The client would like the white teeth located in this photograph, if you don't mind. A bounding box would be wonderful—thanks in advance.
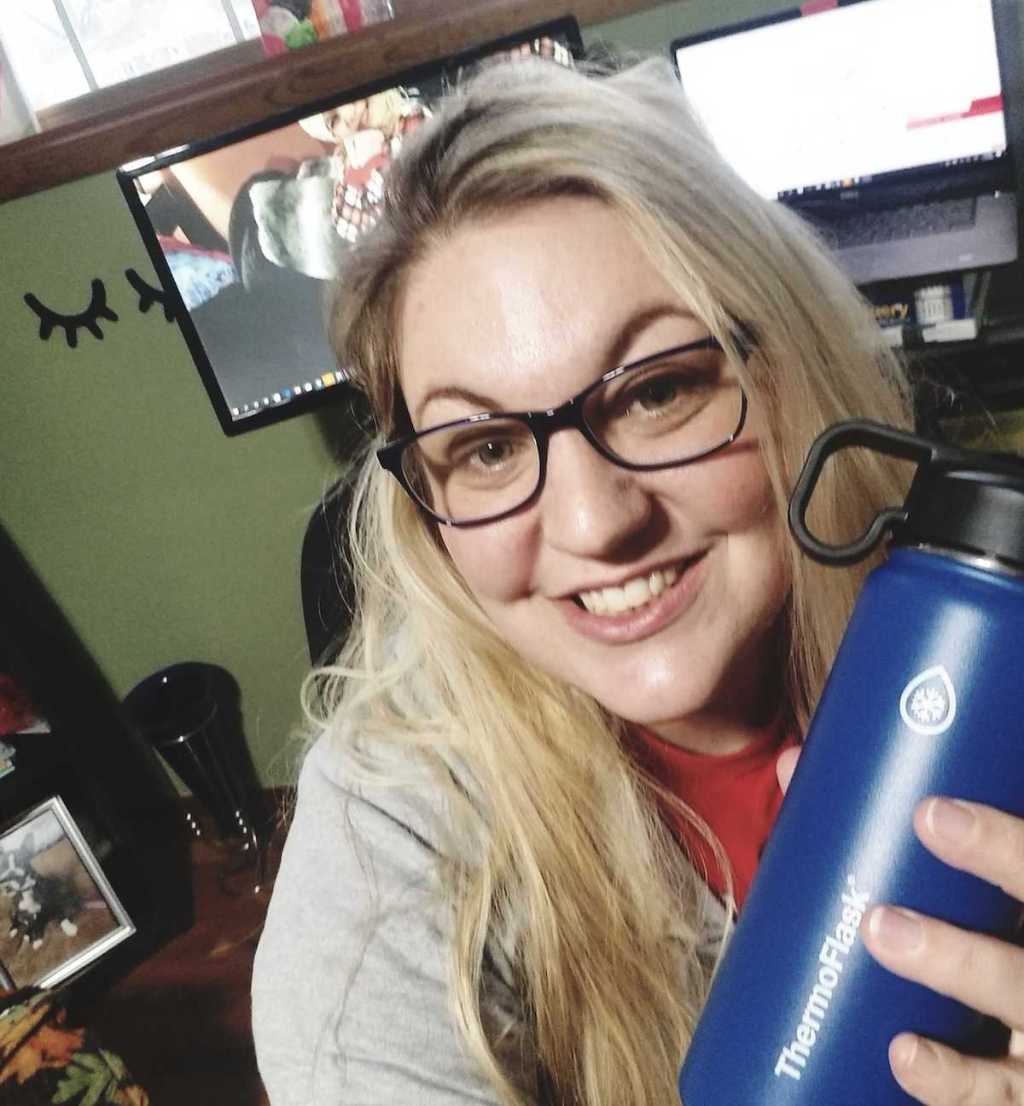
[605,588,628,614]
[623,578,649,608]
[578,564,682,615]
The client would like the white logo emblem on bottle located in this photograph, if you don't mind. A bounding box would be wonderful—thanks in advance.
[899,665,957,736]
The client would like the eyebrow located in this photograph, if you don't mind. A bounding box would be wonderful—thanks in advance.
[412,304,698,425]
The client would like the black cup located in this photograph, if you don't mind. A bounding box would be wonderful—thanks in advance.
[124,663,248,840]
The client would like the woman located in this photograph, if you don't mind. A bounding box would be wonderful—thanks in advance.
[253,57,1024,1106]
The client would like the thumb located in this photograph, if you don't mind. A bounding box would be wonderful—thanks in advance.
[776,745,801,795]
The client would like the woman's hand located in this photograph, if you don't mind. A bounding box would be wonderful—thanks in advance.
[774,747,1024,1103]
[860,797,1024,1104]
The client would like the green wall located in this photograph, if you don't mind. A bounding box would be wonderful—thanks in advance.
[0,174,337,785]
[585,0,785,49]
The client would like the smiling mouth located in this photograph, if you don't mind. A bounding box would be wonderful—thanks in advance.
[573,557,700,615]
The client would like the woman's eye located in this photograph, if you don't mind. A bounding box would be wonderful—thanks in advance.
[477,440,514,466]
[630,375,684,412]
[448,430,527,471]
[620,368,707,417]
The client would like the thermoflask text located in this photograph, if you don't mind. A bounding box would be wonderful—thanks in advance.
[679,420,1024,1105]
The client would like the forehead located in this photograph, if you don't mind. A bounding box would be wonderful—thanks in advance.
[397,197,707,423]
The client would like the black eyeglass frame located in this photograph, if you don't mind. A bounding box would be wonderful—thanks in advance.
[377,333,751,527]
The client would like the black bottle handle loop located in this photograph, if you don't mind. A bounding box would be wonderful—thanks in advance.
[788,420,953,566]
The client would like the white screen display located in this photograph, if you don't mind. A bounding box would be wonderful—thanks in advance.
[675,0,1007,198]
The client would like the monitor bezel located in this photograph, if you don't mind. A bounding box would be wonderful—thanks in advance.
[669,0,1019,208]
[117,15,583,437]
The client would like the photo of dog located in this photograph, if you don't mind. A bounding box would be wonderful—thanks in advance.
[0,799,134,988]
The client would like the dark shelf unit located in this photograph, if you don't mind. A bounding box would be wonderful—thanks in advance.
[0,521,193,1003]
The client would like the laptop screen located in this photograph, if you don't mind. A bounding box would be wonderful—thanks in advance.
[673,0,1008,201]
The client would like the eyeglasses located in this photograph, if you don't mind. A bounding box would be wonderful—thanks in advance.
[377,334,749,527]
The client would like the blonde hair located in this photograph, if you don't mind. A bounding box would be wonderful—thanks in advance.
[309,57,913,1106]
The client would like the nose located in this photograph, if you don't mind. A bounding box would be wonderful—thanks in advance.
[539,429,654,557]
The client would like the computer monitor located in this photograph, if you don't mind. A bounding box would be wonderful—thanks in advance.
[671,0,1013,203]
[118,18,582,436]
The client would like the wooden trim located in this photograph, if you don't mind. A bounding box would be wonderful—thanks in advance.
[0,0,662,204]
[34,40,267,133]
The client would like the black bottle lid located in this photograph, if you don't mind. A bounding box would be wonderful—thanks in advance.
[789,420,1024,569]
[897,461,1024,568]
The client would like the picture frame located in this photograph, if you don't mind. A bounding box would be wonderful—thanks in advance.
[0,796,135,989]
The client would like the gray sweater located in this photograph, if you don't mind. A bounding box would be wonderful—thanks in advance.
[252,734,511,1105]
[252,734,727,1105]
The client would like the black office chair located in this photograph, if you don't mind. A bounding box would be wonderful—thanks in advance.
[300,479,356,665]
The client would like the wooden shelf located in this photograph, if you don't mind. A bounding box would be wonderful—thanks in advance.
[0,0,662,204]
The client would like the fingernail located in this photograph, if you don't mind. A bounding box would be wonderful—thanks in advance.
[889,1034,919,1074]
[869,906,925,953]
[926,797,976,843]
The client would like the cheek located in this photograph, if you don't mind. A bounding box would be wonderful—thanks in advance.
[677,447,776,533]
[684,451,790,611]
[441,522,536,603]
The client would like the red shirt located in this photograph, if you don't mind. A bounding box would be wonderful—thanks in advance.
[626,725,799,910]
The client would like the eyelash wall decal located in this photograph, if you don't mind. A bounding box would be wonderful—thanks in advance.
[23,278,119,348]
[124,268,177,321]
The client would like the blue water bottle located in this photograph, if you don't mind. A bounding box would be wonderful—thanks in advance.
[679,419,1024,1105]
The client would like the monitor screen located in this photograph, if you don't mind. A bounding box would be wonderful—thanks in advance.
[672,0,1008,201]
[118,19,582,435]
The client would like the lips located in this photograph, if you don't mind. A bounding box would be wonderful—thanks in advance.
[577,564,681,615]
[559,552,709,645]
[573,555,706,616]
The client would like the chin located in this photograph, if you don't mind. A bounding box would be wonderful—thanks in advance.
[577,672,711,732]
[562,629,767,733]
[604,698,702,732]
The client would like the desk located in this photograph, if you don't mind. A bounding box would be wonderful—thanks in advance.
[84,799,289,1106]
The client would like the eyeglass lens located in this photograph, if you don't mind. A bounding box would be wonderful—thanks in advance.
[402,346,744,523]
